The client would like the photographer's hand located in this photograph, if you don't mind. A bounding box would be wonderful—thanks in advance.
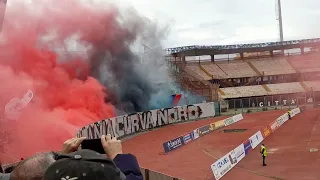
[101,134,122,160]
[61,137,86,154]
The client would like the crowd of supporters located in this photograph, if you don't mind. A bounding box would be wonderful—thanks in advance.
[0,135,143,180]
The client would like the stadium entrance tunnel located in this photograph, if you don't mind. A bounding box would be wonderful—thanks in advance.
[223,129,248,133]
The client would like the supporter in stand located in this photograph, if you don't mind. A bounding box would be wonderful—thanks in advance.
[43,134,143,180]
[7,135,142,180]
[8,137,86,180]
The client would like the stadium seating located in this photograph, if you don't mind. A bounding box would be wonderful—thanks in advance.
[288,55,320,73]
[185,65,211,80]
[201,61,258,79]
[266,82,305,95]
[219,81,318,98]
[201,63,226,79]
[303,81,320,91]
[220,85,268,99]
[249,59,296,76]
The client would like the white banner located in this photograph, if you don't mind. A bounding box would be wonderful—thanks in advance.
[249,131,264,149]
[224,114,244,126]
[211,150,237,180]
[290,108,300,117]
[232,114,243,123]
[77,102,216,139]
[234,144,245,162]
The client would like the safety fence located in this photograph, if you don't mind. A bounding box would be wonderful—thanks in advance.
[210,107,301,180]
[220,93,312,115]
[162,114,243,154]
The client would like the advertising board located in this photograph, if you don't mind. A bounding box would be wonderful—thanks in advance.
[224,117,234,126]
[249,131,264,149]
[262,126,272,138]
[243,139,252,155]
[233,144,245,162]
[183,132,194,144]
[211,150,237,180]
[163,136,185,153]
[197,125,212,136]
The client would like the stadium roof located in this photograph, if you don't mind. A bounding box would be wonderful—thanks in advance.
[166,38,320,56]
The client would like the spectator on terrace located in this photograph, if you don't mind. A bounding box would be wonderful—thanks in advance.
[8,137,86,180]
[43,134,143,180]
[9,152,56,180]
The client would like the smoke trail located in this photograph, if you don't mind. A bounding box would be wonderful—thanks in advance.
[0,0,130,163]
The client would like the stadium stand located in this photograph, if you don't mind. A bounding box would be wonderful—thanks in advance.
[267,82,305,94]
[248,58,296,76]
[304,81,320,91]
[288,54,320,73]
[166,38,320,103]
[201,61,258,79]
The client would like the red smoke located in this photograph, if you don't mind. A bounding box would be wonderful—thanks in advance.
[0,0,124,163]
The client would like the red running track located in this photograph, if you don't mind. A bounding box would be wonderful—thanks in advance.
[123,110,286,180]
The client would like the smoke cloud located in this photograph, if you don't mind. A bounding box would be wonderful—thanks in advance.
[0,0,177,163]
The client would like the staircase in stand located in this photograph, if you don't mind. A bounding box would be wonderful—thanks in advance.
[247,61,263,76]
[263,84,271,92]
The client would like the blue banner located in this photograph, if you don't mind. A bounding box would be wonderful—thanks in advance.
[163,136,185,153]
[244,140,252,155]
[183,132,194,144]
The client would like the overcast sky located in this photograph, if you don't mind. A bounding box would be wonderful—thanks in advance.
[112,0,320,48]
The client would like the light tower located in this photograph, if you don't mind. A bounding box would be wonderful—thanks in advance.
[275,0,284,42]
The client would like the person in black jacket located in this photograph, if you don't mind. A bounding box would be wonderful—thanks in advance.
[43,135,143,180]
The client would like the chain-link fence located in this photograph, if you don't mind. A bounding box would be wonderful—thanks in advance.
[220,93,316,116]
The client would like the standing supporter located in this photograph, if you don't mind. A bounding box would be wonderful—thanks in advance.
[8,137,86,180]
[43,134,143,180]
[260,144,267,166]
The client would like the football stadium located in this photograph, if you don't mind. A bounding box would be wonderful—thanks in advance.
[1,0,320,180]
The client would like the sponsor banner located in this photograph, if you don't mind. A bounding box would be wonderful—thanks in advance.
[269,119,279,132]
[249,131,264,149]
[211,150,237,180]
[224,117,234,126]
[243,140,252,155]
[232,114,244,123]
[233,144,245,162]
[262,126,272,138]
[224,114,244,126]
[197,124,212,136]
[209,120,225,131]
[183,132,194,144]
[193,129,200,140]
[162,114,243,154]
[163,136,185,153]
[76,102,216,138]
[290,108,300,117]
